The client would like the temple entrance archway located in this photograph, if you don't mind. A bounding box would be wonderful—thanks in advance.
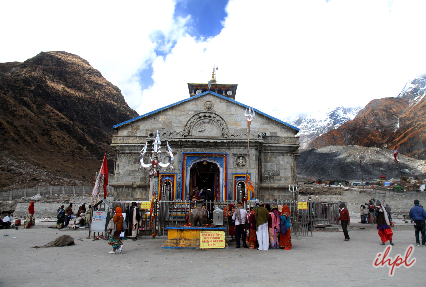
[189,160,220,201]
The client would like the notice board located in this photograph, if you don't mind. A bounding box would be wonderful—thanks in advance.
[298,202,308,209]
[91,211,107,232]
[200,231,225,249]
[140,201,151,209]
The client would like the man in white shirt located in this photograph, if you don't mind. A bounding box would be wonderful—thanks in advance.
[232,202,248,248]
[2,213,13,228]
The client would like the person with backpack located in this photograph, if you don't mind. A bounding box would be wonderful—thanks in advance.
[279,205,292,250]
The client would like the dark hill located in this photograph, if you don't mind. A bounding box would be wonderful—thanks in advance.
[297,146,425,181]
[0,51,138,190]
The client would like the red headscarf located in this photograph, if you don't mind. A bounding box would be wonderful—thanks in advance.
[115,207,122,216]
[281,205,290,217]
[28,202,35,214]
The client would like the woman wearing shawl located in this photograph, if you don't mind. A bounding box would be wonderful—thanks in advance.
[248,208,257,249]
[108,207,124,254]
[279,205,292,250]
[375,200,394,245]
[25,202,35,228]
[270,208,280,249]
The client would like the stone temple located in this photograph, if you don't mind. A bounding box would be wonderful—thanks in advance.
[111,72,300,201]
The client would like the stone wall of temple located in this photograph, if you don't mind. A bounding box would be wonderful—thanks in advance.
[111,93,299,201]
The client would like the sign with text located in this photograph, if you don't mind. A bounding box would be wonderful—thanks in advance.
[200,231,226,249]
[91,211,107,232]
[140,201,151,209]
[298,202,308,209]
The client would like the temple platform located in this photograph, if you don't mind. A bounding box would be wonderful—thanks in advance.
[162,226,228,249]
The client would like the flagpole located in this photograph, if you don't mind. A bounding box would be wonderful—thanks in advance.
[245,107,255,205]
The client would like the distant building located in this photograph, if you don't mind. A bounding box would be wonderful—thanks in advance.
[111,72,300,201]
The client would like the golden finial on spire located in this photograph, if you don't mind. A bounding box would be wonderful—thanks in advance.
[210,66,218,84]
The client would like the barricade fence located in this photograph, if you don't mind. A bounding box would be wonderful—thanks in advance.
[0,186,114,201]
[108,200,341,239]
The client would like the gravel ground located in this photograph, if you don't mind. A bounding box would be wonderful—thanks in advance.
[0,223,425,287]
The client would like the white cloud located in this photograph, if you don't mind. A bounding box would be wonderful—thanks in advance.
[2,0,426,120]
[137,0,426,119]
[0,0,186,109]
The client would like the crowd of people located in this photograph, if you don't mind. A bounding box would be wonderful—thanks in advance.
[11,198,426,253]
[230,201,292,251]
[338,199,426,246]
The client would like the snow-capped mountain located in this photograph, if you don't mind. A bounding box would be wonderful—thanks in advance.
[307,77,426,159]
[285,106,361,149]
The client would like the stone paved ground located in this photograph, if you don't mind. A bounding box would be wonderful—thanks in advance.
[0,221,424,287]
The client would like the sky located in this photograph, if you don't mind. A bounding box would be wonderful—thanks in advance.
[1,0,426,120]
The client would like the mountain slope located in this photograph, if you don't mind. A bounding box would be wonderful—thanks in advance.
[308,77,426,159]
[0,51,138,190]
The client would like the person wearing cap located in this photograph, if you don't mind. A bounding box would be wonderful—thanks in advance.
[255,201,270,250]
[409,199,426,247]
[375,200,393,245]
[336,202,350,241]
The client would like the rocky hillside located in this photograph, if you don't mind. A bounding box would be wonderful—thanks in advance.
[308,78,426,159]
[0,51,138,190]
[297,145,426,181]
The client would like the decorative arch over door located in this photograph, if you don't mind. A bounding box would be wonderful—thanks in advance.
[181,153,228,201]
[183,112,229,138]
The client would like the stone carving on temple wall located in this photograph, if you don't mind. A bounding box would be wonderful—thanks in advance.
[183,112,229,138]
[234,155,247,168]
[204,101,214,111]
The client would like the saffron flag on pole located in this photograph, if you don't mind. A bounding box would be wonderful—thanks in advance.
[101,153,108,199]
[246,174,254,199]
[394,146,398,163]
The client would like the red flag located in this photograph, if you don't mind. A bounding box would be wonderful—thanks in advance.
[101,153,108,199]
[393,146,398,163]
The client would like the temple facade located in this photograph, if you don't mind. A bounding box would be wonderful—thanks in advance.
[111,74,300,201]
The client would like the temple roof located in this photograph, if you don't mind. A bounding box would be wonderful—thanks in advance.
[113,91,299,132]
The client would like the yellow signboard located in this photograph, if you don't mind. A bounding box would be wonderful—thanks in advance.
[298,202,308,209]
[140,201,151,209]
[200,231,226,249]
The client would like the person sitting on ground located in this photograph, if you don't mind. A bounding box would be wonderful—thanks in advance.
[2,213,13,229]
[77,203,86,217]
[57,205,65,228]
[64,203,73,228]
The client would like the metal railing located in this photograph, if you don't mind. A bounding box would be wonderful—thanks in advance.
[106,200,341,239]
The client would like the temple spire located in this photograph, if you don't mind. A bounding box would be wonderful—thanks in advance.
[210,66,217,84]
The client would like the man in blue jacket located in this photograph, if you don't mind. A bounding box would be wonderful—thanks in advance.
[409,200,426,246]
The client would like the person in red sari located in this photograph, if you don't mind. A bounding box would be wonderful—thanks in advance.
[279,205,292,250]
[247,208,257,249]
[375,200,394,245]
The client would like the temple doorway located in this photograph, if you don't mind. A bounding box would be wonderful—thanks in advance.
[160,180,172,201]
[236,181,246,202]
[189,160,220,201]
